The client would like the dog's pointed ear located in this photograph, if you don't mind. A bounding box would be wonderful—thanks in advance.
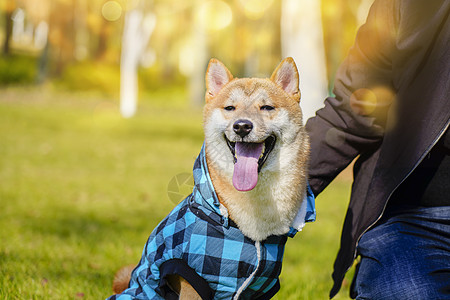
[270,57,301,102]
[205,59,233,101]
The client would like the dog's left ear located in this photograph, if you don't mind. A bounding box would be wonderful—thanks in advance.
[205,58,234,102]
[270,57,300,102]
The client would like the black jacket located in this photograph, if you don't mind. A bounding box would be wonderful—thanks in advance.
[305,0,450,298]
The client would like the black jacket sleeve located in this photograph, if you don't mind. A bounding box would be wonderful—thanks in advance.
[305,0,399,196]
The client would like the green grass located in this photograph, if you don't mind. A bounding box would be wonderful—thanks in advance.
[0,87,353,299]
[0,55,38,85]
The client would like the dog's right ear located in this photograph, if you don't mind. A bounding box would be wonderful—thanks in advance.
[205,59,233,102]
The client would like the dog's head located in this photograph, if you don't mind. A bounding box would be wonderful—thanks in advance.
[203,58,305,192]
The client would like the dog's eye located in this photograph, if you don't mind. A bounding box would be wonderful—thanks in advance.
[224,106,236,111]
[260,105,275,111]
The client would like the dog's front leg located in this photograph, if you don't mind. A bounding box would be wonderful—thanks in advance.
[167,274,202,300]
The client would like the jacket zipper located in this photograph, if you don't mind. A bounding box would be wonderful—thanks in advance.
[234,241,262,299]
[351,120,450,267]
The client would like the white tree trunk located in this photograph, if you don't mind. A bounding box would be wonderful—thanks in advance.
[120,10,156,118]
[357,0,373,26]
[12,8,25,42]
[281,0,328,123]
[189,11,208,107]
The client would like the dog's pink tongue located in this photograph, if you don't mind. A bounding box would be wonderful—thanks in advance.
[232,142,263,191]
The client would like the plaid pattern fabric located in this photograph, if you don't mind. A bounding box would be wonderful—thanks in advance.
[107,145,315,300]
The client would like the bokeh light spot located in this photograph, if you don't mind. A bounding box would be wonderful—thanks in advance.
[197,0,232,31]
[350,88,377,115]
[240,0,274,20]
[102,1,122,22]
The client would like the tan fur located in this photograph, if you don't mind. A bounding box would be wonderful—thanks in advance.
[112,265,136,294]
[167,274,202,300]
[113,267,201,298]
[112,57,309,296]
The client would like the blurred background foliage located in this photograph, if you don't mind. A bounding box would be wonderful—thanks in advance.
[0,0,370,97]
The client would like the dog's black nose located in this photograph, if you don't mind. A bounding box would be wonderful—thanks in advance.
[233,119,253,138]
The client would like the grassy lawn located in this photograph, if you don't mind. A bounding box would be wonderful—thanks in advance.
[0,87,353,299]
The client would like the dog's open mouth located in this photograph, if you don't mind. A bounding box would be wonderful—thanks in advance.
[225,135,276,191]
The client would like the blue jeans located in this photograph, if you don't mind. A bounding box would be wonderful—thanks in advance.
[352,206,450,300]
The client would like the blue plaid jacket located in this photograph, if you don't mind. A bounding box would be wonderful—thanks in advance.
[108,145,315,300]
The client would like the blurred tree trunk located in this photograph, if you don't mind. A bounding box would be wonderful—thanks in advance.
[281,0,328,122]
[321,0,363,90]
[48,0,76,75]
[2,0,15,55]
[37,41,49,84]
[120,9,156,118]
[96,18,110,60]
[189,14,207,107]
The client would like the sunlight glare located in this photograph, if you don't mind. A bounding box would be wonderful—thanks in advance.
[350,86,395,116]
[102,1,122,22]
[350,88,377,115]
[197,0,233,31]
[240,0,274,20]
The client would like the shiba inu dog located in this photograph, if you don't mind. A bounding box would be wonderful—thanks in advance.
[204,57,310,242]
[108,58,314,300]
